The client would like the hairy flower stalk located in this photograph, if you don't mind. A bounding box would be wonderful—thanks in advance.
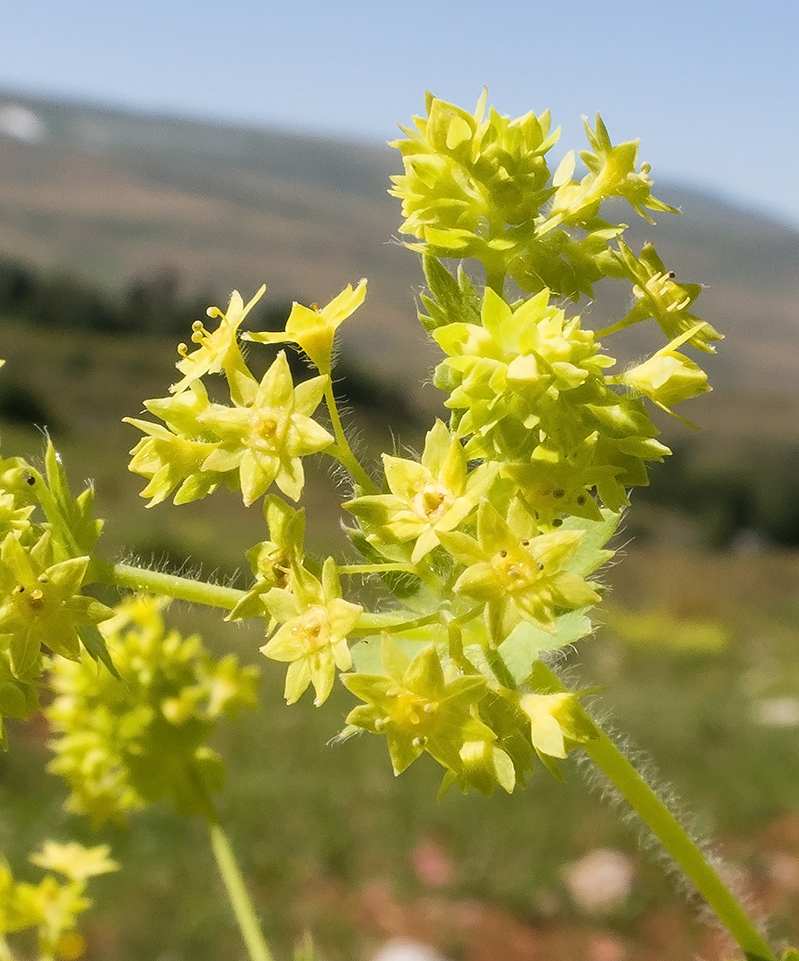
[0,90,790,960]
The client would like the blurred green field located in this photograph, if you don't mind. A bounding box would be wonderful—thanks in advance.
[3,549,799,961]
[2,319,799,961]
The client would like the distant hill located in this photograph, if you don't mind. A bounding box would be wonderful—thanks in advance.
[1,89,798,431]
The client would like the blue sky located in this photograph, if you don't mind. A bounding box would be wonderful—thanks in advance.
[2,0,798,229]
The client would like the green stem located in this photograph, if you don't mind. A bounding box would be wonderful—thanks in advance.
[338,563,417,576]
[484,266,506,297]
[351,610,442,635]
[445,617,480,676]
[323,381,376,492]
[485,646,516,689]
[537,663,776,961]
[208,819,275,961]
[93,561,245,611]
[593,316,636,339]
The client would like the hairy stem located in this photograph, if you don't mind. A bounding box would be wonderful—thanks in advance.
[485,646,516,689]
[93,561,245,611]
[537,663,775,961]
[351,610,443,637]
[323,380,376,492]
[338,563,418,576]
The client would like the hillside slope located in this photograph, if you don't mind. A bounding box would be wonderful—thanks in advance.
[1,90,798,427]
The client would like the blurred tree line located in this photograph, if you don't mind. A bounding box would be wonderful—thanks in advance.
[3,257,799,550]
[0,256,418,425]
[640,441,799,549]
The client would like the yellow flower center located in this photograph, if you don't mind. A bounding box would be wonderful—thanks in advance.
[412,482,453,524]
[387,688,437,733]
[491,546,541,594]
[13,575,50,617]
[249,407,288,453]
[290,606,331,653]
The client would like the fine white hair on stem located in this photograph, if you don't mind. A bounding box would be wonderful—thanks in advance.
[548,654,775,951]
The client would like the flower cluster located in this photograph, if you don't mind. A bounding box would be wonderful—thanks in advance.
[126,283,370,508]
[392,92,683,301]
[0,841,117,961]
[46,595,259,825]
[334,93,716,791]
[34,94,719,801]
[0,439,114,747]
[0,91,787,961]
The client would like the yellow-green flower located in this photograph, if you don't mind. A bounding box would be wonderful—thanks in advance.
[343,420,497,563]
[432,286,613,462]
[261,558,362,706]
[200,352,334,504]
[245,281,366,374]
[0,841,117,959]
[440,501,599,642]
[172,285,266,398]
[29,842,118,884]
[613,323,711,422]
[520,689,597,763]
[343,634,492,776]
[612,241,721,351]
[126,381,226,506]
[0,532,113,677]
[541,114,678,232]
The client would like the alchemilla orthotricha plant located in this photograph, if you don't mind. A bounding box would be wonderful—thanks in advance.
[0,91,793,961]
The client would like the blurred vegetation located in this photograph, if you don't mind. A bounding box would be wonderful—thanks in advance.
[3,260,799,959]
[635,439,799,549]
[3,254,797,552]
[0,255,421,438]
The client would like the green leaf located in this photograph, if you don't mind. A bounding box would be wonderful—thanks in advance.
[499,610,593,684]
